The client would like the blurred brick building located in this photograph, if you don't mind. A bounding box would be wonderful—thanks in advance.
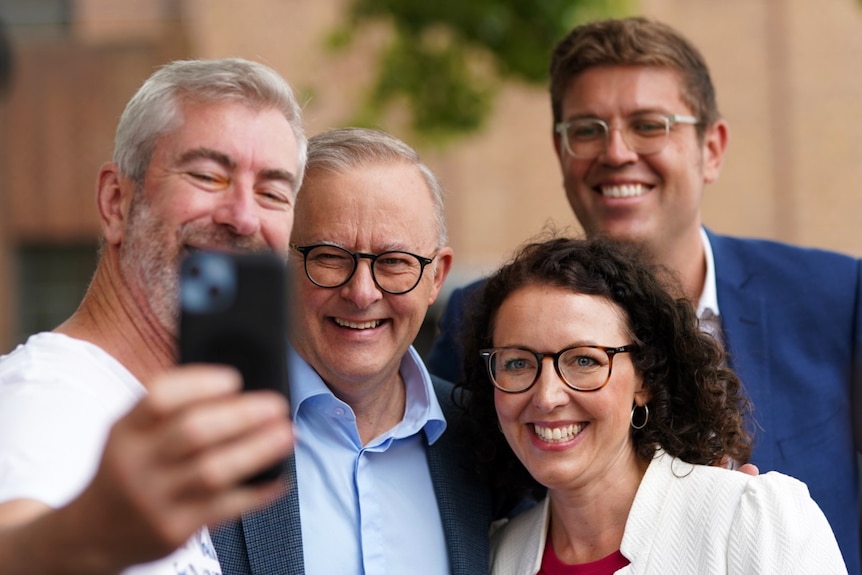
[2,0,862,354]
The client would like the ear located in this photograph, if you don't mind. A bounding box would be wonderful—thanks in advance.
[426,246,454,306]
[634,385,652,406]
[96,162,135,246]
[702,119,729,184]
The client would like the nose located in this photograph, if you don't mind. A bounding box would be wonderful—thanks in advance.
[598,126,638,166]
[339,259,383,309]
[212,183,262,237]
[531,357,570,413]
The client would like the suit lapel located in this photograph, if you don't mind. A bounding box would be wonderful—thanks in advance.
[708,231,776,468]
[429,376,492,575]
[427,434,491,575]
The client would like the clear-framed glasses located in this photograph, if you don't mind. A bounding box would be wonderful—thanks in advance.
[480,345,635,393]
[554,113,698,159]
[290,243,436,295]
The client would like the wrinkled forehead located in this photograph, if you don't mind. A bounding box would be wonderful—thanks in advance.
[293,161,438,249]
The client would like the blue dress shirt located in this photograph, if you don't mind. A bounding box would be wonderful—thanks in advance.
[289,345,449,575]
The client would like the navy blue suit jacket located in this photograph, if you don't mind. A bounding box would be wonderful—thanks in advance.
[211,376,493,575]
[426,229,862,574]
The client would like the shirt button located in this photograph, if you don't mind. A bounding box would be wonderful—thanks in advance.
[334,407,345,417]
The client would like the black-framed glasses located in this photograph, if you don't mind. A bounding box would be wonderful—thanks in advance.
[480,345,635,393]
[290,243,436,295]
[554,113,698,159]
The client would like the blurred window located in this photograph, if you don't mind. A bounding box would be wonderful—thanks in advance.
[15,244,97,345]
[0,0,71,31]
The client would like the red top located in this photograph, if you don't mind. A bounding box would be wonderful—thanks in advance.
[538,536,630,575]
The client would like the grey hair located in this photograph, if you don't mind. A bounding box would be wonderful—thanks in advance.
[304,127,447,248]
[113,57,307,188]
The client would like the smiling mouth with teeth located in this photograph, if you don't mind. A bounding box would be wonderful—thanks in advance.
[334,317,383,330]
[599,184,649,198]
[533,423,586,443]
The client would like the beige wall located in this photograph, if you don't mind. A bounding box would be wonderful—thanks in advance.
[3,0,862,349]
[651,0,862,251]
[176,0,862,285]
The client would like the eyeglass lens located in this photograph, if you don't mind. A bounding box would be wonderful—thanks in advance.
[303,244,426,294]
[487,346,613,392]
[562,114,674,158]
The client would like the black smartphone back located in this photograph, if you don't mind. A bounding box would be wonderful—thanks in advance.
[179,250,289,483]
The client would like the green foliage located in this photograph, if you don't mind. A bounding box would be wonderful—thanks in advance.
[330,0,635,144]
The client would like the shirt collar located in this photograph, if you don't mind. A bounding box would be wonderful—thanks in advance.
[288,344,447,445]
[697,227,719,318]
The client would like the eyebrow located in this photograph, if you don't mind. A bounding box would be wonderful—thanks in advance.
[177,147,235,170]
[177,147,298,190]
[260,167,299,191]
[565,108,674,122]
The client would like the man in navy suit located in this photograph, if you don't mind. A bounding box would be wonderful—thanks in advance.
[212,128,493,575]
[427,17,861,573]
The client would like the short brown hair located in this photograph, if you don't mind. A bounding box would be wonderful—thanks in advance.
[549,17,720,136]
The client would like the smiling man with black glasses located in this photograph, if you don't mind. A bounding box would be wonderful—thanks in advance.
[213,127,494,575]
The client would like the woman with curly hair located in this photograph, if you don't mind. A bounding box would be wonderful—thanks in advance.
[456,236,846,574]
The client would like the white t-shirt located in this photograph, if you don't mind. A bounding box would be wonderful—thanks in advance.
[0,332,223,574]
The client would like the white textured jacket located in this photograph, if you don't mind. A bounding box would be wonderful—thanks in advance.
[490,451,847,574]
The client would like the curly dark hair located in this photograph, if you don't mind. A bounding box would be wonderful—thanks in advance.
[454,236,752,500]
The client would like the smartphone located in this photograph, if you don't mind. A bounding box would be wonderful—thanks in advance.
[179,250,289,484]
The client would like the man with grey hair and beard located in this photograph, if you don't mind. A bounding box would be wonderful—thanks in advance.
[0,57,305,574]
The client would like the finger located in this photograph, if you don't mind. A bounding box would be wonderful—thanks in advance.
[146,479,286,547]
[175,416,294,494]
[200,478,290,527]
[739,463,760,476]
[126,365,243,428]
[157,390,290,463]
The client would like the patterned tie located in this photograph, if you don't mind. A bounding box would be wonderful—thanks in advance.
[698,307,724,350]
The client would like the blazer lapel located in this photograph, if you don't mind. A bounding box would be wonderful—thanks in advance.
[429,376,492,575]
[708,231,775,468]
[427,436,491,575]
